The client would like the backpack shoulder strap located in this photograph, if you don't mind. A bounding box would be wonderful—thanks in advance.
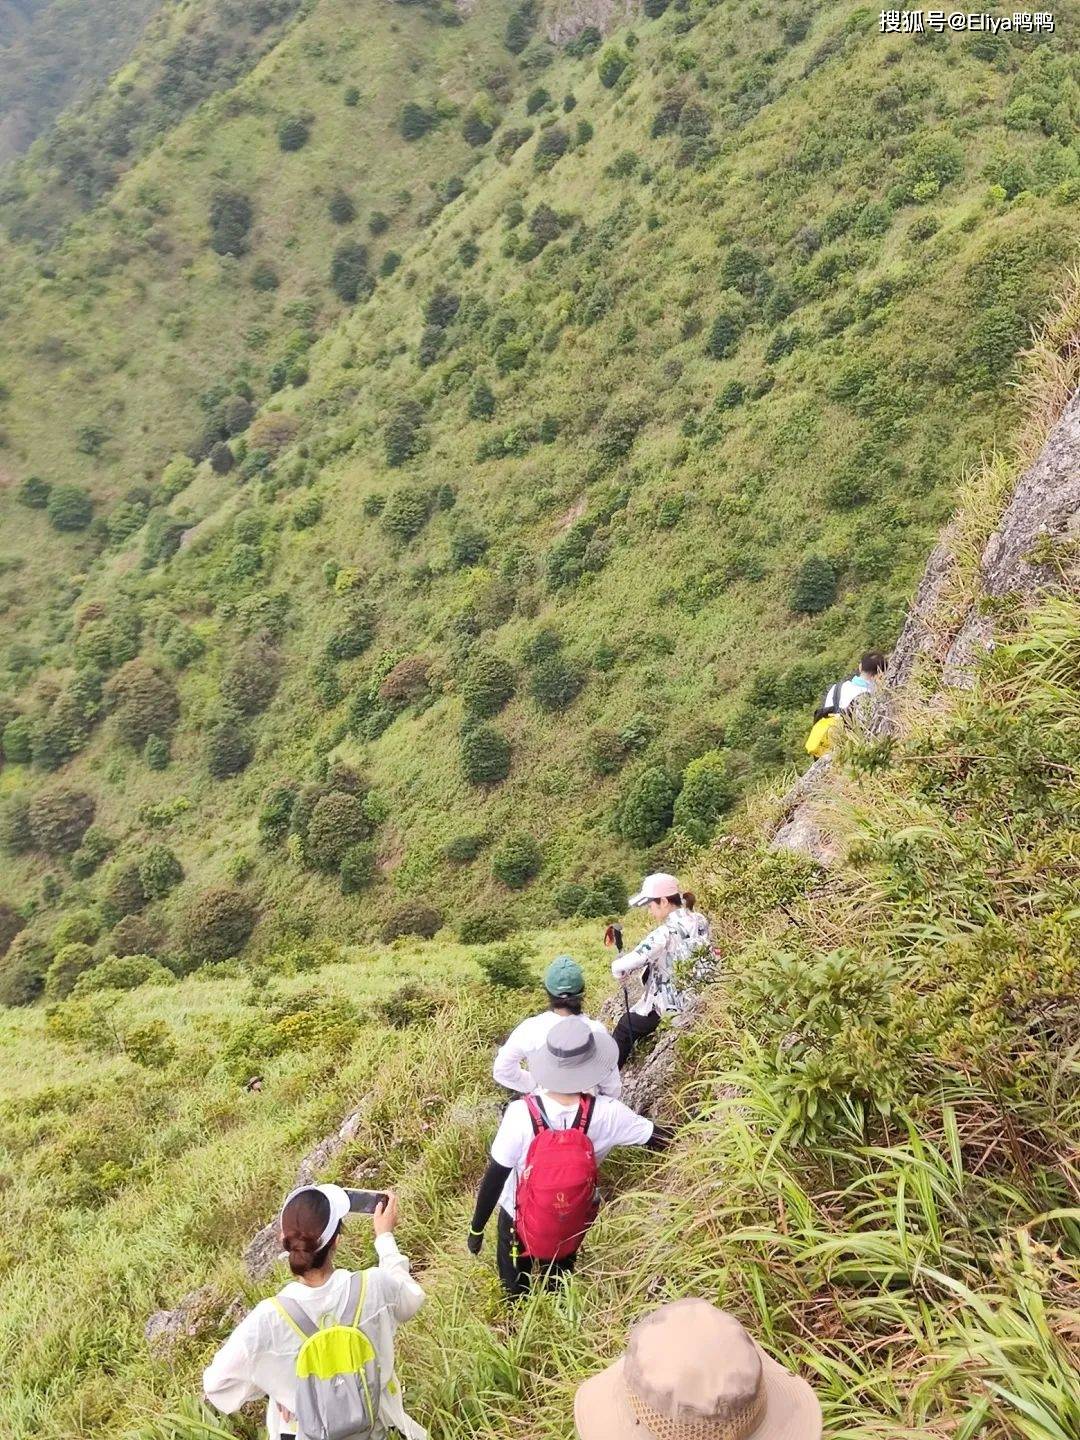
[525,1094,549,1134]
[273,1294,319,1341]
[341,1270,368,1329]
[574,1094,595,1134]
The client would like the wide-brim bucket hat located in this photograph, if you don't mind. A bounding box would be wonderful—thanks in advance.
[574,1299,822,1440]
[527,1016,620,1093]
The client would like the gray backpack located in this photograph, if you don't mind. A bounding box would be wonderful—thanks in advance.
[273,1272,382,1440]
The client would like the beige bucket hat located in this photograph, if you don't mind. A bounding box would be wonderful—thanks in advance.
[574,1299,822,1440]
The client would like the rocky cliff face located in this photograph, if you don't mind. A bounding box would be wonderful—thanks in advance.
[543,0,639,44]
[771,382,1080,861]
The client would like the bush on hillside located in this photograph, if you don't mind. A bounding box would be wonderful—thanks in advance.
[104,660,180,749]
[221,637,282,715]
[705,310,745,360]
[449,523,490,568]
[325,599,377,660]
[69,825,113,877]
[181,886,256,963]
[597,45,629,88]
[382,487,431,540]
[478,941,536,989]
[534,126,569,172]
[496,126,533,163]
[0,793,33,855]
[137,844,183,900]
[28,787,96,855]
[277,114,310,150]
[504,6,531,52]
[554,872,627,918]
[259,782,298,845]
[328,189,356,225]
[143,734,170,770]
[249,412,300,455]
[400,102,434,140]
[52,911,99,949]
[615,766,678,847]
[0,932,50,1007]
[344,85,360,106]
[457,909,513,944]
[376,980,446,1028]
[369,210,390,235]
[2,715,33,763]
[530,653,584,711]
[380,901,443,944]
[110,913,164,957]
[0,903,26,958]
[384,401,427,467]
[100,861,147,926]
[305,792,372,870]
[222,395,255,435]
[209,189,253,256]
[251,259,280,291]
[340,842,376,894]
[17,475,51,508]
[331,240,370,303]
[206,717,255,779]
[71,953,174,997]
[378,656,431,706]
[46,484,93,532]
[45,942,97,1000]
[443,832,487,863]
[209,442,234,474]
[492,833,542,888]
[461,725,511,785]
[790,554,838,613]
[462,653,515,717]
[672,751,737,843]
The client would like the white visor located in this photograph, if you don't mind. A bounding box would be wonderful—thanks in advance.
[280,1182,351,1250]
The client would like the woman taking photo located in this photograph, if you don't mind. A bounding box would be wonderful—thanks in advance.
[203,1184,426,1439]
[611,872,712,1067]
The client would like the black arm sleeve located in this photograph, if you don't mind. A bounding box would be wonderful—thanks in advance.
[645,1122,675,1152]
[470,1159,513,1232]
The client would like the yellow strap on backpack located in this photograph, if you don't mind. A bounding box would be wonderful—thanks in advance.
[805,714,839,758]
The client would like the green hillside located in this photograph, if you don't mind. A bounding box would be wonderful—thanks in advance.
[2,0,1079,971]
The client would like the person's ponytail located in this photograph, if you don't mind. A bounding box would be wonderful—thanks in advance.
[681,890,696,911]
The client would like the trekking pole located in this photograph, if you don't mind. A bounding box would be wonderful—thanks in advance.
[604,924,631,1024]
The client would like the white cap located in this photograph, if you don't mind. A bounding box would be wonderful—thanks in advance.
[280,1183,351,1249]
[628,873,682,907]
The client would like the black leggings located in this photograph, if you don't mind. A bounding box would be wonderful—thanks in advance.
[613,1006,661,1067]
[496,1207,577,1298]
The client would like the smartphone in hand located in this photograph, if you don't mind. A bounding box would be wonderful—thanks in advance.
[345,1188,390,1214]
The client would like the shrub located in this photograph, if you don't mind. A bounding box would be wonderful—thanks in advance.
[100,861,146,926]
[28,787,96,855]
[222,637,281,716]
[790,554,838,613]
[615,766,678,846]
[249,412,300,455]
[378,656,431,706]
[534,126,569,172]
[344,85,360,106]
[181,886,256,963]
[492,833,542,888]
[340,842,376,894]
[206,718,255,779]
[278,114,310,151]
[104,660,179,749]
[553,881,588,917]
[306,792,372,870]
[71,953,173,997]
[382,487,431,540]
[331,240,370,302]
[380,251,401,277]
[597,46,629,88]
[587,727,627,776]
[51,909,99,949]
[0,904,25,960]
[138,844,183,900]
[450,523,489,568]
[458,909,513,944]
[325,599,377,660]
[109,913,163,957]
[672,751,737,843]
[496,127,533,163]
[369,210,390,235]
[209,189,253,255]
[376,980,446,1028]
[46,484,93,532]
[380,901,443,943]
[0,793,33,855]
[143,734,170,771]
[530,653,584,712]
[505,7,531,52]
[898,130,964,202]
[384,400,427,467]
[705,310,744,360]
[526,86,550,115]
[45,942,97,1000]
[0,932,50,1007]
[17,474,51,508]
[478,941,536,989]
[70,825,113,877]
[2,715,32,763]
[251,259,280,291]
[461,725,511,785]
[400,102,434,141]
[259,782,297,845]
[444,832,487,863]
[462,653,515,717]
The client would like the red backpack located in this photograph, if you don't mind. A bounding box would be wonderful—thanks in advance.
[515,1094,599,1261]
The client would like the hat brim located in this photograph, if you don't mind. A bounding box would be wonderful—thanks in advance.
[627,890,650,907]
[527,1027,620,1093]
[573,1352,822,1440]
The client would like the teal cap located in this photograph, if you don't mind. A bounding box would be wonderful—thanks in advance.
[543,955,585,997]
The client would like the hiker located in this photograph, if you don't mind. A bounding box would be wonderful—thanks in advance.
[493,954,621,1098]
[610,873,711,1068]
[574,1297,822,1440]
[203,1184,426,1440]
[805,649,887,759]
[467,1016,671,1298]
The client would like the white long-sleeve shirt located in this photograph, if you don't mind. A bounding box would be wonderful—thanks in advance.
[493,1010,621,1098]
[203,1234,426,1440]
[611,908,712,1016]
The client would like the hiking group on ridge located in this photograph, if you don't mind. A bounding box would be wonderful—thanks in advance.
[203,872,823,1438]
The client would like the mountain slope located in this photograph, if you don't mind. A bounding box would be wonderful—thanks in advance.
[2,1,1080,971]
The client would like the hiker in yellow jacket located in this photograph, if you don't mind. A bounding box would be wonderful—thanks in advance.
[805,651,885,758]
